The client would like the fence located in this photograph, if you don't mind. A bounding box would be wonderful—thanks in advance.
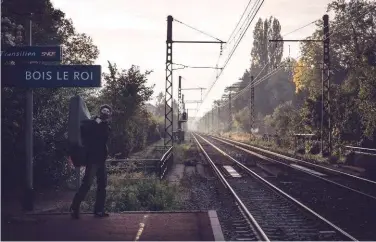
[71,146,174,190]
[159,146,174,179]
[107,147,174,179]
[344,146,376,156]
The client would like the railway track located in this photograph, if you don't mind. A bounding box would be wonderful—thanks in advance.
[213,134,376,198]
[202,133,376,241]
[192,133,354,241]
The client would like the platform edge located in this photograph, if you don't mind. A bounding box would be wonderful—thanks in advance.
[208,210,225,241]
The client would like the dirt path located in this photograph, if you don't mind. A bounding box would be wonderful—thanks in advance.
[128,139,164,159]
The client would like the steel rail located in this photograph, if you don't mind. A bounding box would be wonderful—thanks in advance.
[209,135,376,200]
[192,133,270,242]
[213,135,376,185]
[195,133,357,241]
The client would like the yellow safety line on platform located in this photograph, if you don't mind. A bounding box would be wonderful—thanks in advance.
[134,214,149,241]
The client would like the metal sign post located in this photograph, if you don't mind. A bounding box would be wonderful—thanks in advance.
[25,18,34,211]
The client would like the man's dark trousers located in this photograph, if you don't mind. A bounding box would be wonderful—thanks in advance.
[71,163,107,212]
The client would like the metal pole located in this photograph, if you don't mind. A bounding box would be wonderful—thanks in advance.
[207,113,209,133]
[249,75,255,140]
[320,68,324,155]
[321,14,331,157]
[182,93,185,134]
[229,91,232,132]
[164,15,174,148]
[24,17,34,211]
[211,106,214,133]
[217,104,220,133]
[178,76,182,133]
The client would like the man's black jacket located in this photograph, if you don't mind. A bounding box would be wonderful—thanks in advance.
[81,117,111,165]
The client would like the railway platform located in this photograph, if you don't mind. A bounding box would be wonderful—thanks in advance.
[2,210,224,241]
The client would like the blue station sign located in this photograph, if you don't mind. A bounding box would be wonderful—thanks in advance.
[1,64,102,88]
[1,46,62,62]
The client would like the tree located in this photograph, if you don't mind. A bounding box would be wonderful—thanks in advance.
[266,101,302,146]
[293,0,376,149]
[63,33,99,65]
[1,0,100,190]
[249,16,286,116]
[292,59,307,93]
[251,18,268,70]
[250,17,284,72]
[100,62,155,157]
[267,17,283,70]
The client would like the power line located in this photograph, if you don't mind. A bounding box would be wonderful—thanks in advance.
[173,63,222,70]
[200,8,317,118]
[226,0,263,48]
[208,8,370,113]
[283,19,319,36]
[213,0,255,73]
[219,0,263,62]
[225,0,254,45]
[221,0,265,69]
[219,65,284,109]
[195,9,372,130]
[218,0,264,61]
[197,17,319,119]
[174,18,224,42]
[197,4,371,127]
[200,0,265,111]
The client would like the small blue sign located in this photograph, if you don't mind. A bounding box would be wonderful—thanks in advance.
[1,65,101,88]
[1,46,62,62]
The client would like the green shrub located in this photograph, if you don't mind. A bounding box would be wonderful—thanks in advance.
[173,144,192,163]
[82,173,180,212]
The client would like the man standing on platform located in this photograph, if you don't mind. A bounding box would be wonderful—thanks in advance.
[70,104,112,219]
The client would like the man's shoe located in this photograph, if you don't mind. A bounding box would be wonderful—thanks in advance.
[70,206,80,219]
[94,211,110,218]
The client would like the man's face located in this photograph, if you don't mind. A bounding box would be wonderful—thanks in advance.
[100,107,111,120]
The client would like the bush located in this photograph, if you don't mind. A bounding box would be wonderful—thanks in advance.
[81,173,180,212]
[173,144,191,163]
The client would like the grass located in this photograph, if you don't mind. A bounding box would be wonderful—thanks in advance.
[173,143,193,164]
[128,139,165,159]
[60,140,202,213]
[79,172,181,212]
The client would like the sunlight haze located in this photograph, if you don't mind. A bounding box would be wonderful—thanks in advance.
[51,0,331,117]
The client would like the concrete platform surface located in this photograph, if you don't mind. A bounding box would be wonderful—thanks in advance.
[2,211,223,241]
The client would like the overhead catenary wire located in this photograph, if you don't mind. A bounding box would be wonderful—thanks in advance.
[201,7,370,119]
[220,0,265,70]
[196,19,319,121]
[173,18,224,42]
[200,0,265,112]
[201,7,371,120]
[225,0,254,47]
[213,0,256,80]
[173,63,222,70]
[226,0,265,49]
[214,0,265,69]
[195,8,373,131]
[199,5,317,119]
[195,6,370,129]
[223,18,319,93]
[198,64,284,124]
